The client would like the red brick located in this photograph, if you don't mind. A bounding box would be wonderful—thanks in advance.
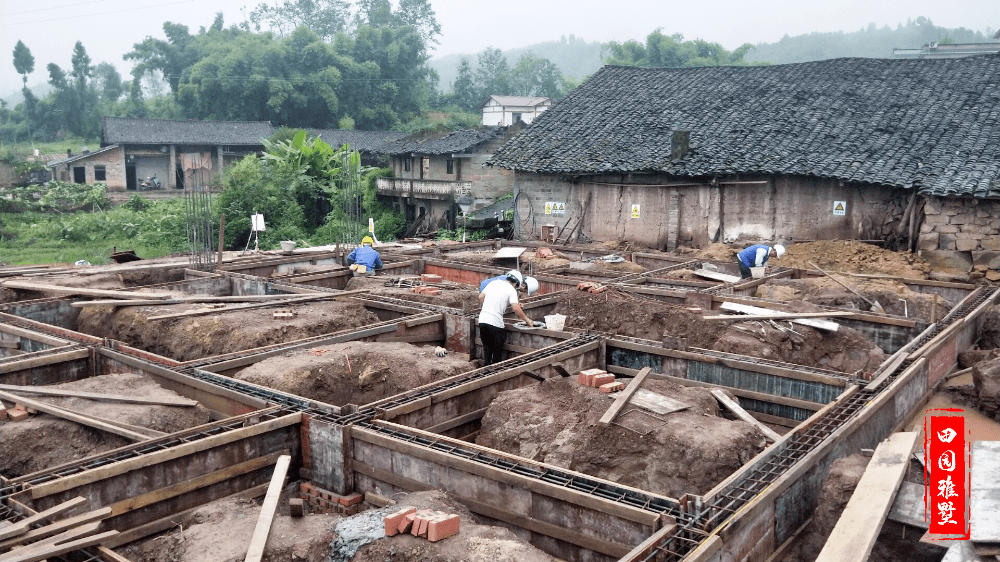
[384,507,416,536]
[427,513,460,542]
[339,493,363,507]
[0,405,7,421]
[7,409,29,422]
[590,373,616,388]
[300,482,315,496]
[398,512,416,534]
[411,510,432,537]
[599,382,625,393]
[421,274,442,283]
[421,287,441,296]
[578,368,605,386]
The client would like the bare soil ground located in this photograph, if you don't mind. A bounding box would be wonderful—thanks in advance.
[118,496,338,562]
[76,299,380,361]
[0,373,211,478]
[552,290,886,375]
[477,377,767,498]
[349,490,555,562]
[234,341,476,406]
[345,275,481,311]
[779,453,943,562]
[759,278,954,322]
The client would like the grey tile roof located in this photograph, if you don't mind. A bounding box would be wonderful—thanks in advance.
[482,95,551,108]
[47,144,119,167]
[102,117,274,146]
[488,56,1000,198]
[306,129,407,153]
[381,127,506,156]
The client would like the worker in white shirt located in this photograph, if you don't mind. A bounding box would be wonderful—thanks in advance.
[477,270,536,366]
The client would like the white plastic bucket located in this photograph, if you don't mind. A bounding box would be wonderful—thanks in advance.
[280,241,297,252]
[544,314,566,331]
[750,266,766,279]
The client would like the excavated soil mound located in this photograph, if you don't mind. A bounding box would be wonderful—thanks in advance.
[477,377,767,498]
[345,276,481,311]
[350,490,555,562]
[553,291,886,374]
[119,497,338,562]
[234,341,475,406]
[781,240,930,278]
[76,299,380,362]
[759,278,953,322]
[0,373,210,477]
[688,242,738,261]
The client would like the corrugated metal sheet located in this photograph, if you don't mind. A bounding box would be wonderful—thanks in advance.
[687,361,842,404]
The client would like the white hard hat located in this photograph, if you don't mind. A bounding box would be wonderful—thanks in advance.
[524,276,539,296]
[773,244,785,258]
[505,270,524,288]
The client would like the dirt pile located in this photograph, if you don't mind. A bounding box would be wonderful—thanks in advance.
[118,497,338,562]
[345,275,481,311]
[759,278,953,322]
[476,377,767,497]
[972,357,1000,417]
[552,291,886,374]
[0,373,210,477]
[77,300,380,362]
[350,490,555,562]
[234,341,475,406]
[781,240,930,278]
[687,242,737,261]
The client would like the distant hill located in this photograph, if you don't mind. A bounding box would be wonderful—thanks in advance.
[1,81,54,107]
[429,35,604,91]
[745,18,995,64]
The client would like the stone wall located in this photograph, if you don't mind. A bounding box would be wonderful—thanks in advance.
[918,196,1000,269]
[511,172,909,249]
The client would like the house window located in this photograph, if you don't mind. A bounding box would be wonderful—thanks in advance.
[94,165,106,181]
[446,159,454,174]
[403,158,411,172]
[512,112,523,123]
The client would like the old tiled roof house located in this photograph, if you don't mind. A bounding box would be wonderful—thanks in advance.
[488,56,1000,266]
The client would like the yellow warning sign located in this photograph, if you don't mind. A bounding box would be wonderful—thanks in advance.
[833,200,846,216]
[631,204,641,219]
[544,202,553,215]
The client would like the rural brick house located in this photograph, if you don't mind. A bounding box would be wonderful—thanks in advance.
[377,126,522,234]
[487,55,1000,268]
[305,129,406,167]
[480,95,552,126]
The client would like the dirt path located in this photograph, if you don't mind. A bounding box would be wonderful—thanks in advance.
[234,341,476,406]
[477,377,767,498]
[77,299,380,362]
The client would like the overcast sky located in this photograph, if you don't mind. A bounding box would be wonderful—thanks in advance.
[0,0,995,95]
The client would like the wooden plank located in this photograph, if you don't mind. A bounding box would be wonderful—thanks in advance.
[623,389,690,415]
[71,294,338,307]
[244,455,291,562]
[865,346,913,390]
[887,481,928,529]
[423,407,488,434]
[354,423,665,526]
[376,333,445,344]
[0,497,86,541]
[702,311,857,321]
[0,325,70,347]
[0,340,20,349]
[104,483,269,548]
[0,348,90,374]
[0,280,173,300]
[0,508,111,549]
[403,313,444,328]
[712,389,782,441]
[763,517,812,562]
[815,432,920,562]
[719,301,840,331]
[617,521,678,562]
[351,460,633,557]
[29,412,301,500]
[147,290,373,320]
[599,367,651,427]
[0,391,151,442]
[907,319,965,361]
[0,530,119,562]
[105,450,288,518]
[714,295,920,328]
[605,365,823,411]
[0,384,198,407]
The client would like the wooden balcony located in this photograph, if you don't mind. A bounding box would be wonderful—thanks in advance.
[376,178,472,200]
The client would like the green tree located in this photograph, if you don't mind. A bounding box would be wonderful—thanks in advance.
[510,52,563,98]
[475,47,509,98]
[124,21,200,94]
[12,41,34,87]
[93,62,125,102]
[248,0,350,41]
[603,29,754,68]
[451,57,477,111]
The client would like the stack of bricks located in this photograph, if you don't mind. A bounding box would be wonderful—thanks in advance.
[384,507,460,542]
[4,403,31,422]
[577,368,624,393]
[420,274,443,283]
[412,286,441,296]
[299,482,364,515]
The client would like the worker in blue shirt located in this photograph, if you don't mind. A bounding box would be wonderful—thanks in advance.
[736,244,785,278]
[347,236,382,274]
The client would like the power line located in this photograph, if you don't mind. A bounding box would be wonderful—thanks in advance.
[6,0,117,16]
[0,0,197,26]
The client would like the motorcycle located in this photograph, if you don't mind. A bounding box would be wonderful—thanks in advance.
[139,175,161,190]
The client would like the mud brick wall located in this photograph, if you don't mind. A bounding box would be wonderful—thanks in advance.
[918,196,1000,255]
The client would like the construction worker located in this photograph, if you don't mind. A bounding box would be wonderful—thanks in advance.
[346,236,383,275]
[736,244,785,279]
[478,270,536,366]
[479,273,540,296]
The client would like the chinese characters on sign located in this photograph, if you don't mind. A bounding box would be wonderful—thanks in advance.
[926,413,969,538]
[544,202,566,216]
